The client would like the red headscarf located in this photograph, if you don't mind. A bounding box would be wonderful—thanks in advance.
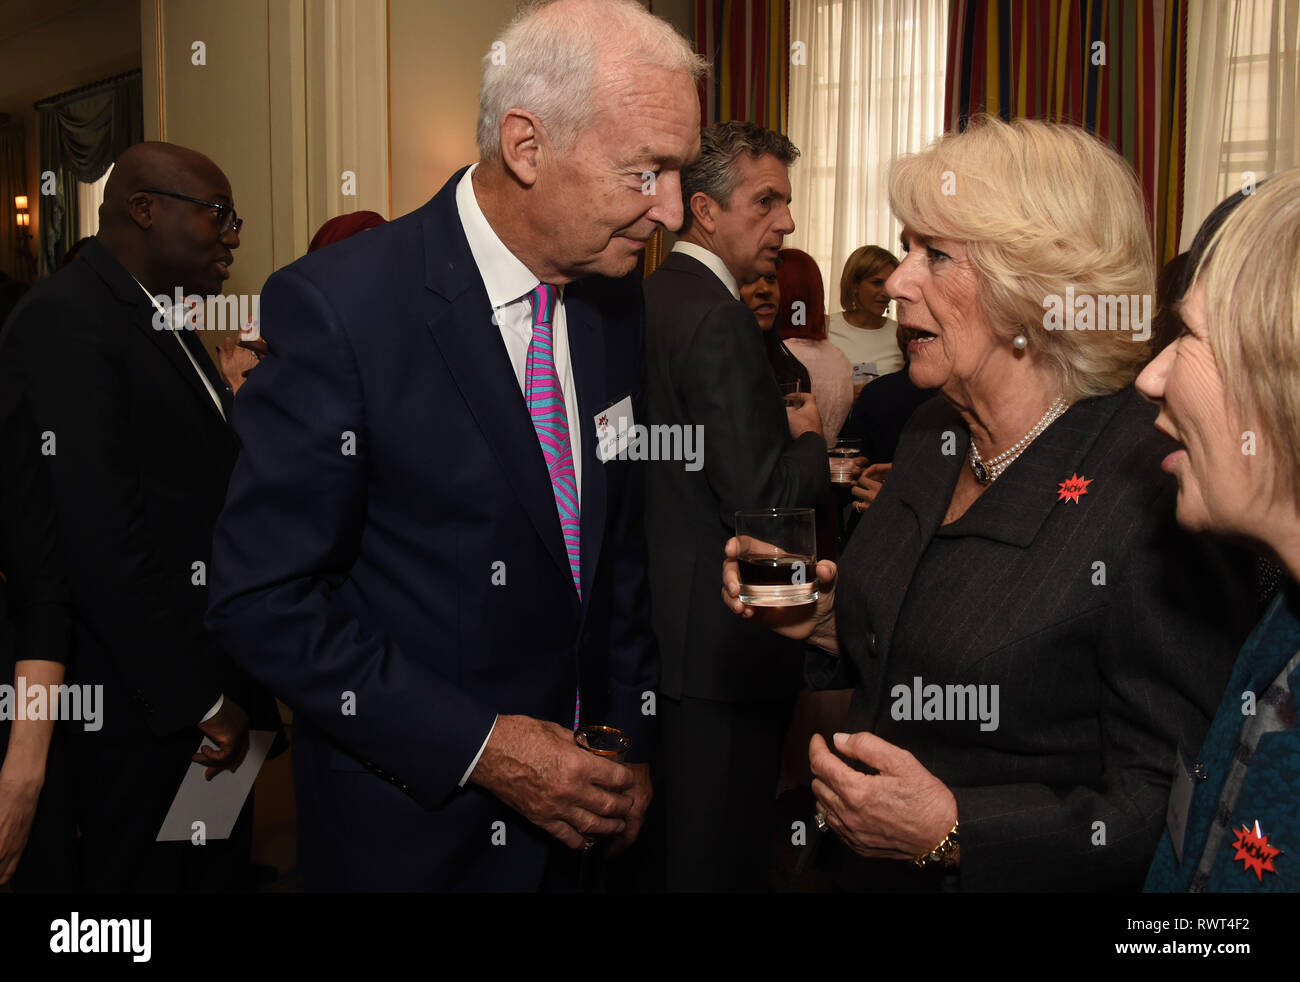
[308,211,387,253]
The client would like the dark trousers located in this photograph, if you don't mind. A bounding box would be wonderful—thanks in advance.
[651,693,797,892]
[73,726,255,892]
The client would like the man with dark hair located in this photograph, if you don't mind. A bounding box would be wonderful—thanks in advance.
[0,141,281,890]
[642,120,829,890]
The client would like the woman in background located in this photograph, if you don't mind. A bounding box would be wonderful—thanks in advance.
[1141,170,1300,893]
[776,249,853,445]
[827,246,903,392]
[740,263,811,395]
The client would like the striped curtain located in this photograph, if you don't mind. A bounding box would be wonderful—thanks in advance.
[945,0,1189,264]
[695,0,791,129]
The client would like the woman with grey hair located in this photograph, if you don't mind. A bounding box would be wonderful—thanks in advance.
[722,116,1256,891]
[1141,170,1300,893]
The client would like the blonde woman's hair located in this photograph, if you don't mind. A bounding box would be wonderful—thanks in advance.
[1192,169,1300,496]
[888,115,1155,401]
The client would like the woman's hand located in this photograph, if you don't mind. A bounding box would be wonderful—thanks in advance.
[0,772,41,886]
[215,334,261,392]
[720,537,837,646]
[851,462,893,514]
[809,731,957,860]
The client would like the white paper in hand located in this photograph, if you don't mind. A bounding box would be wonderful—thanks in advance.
[156,730,276,842]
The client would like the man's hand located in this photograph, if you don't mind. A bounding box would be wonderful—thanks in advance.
[195,698,250,780]
[605,762,651,857]
[469,715,635,850]
[786,391,824,440]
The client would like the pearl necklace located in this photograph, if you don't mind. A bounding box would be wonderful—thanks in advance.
[968,395,1069,485]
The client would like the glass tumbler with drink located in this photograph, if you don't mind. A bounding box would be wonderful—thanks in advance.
[828,439,863,485]
[734,507,818,607]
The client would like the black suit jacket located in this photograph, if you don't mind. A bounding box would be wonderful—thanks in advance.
[816,387,1256,890]
[0,237,276,740]
[0,386,70,727]
[643,250,829,702]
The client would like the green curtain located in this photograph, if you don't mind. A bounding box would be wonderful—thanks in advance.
[36,70,143,275]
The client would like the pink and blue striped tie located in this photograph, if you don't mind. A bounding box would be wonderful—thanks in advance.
[524,284,582,728]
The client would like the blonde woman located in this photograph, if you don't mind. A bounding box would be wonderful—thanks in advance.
[723,116,1257,891]
[1140,170,1300,893]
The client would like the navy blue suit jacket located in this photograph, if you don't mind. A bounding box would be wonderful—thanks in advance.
[206,169,657,890]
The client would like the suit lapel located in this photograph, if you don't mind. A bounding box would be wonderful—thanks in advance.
[420,173,575,590]
[868,404,960,664]
[80,238,234,443]
[565,287,607,614]
[867,392,1127,667]
[176,325,235,420]
[932,391,1126,548]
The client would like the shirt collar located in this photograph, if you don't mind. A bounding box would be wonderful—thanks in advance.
[456,162,549,309]
[132,277,184,330]
[671,240,740,300]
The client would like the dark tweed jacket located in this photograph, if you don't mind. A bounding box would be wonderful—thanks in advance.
[813,386,1256,891]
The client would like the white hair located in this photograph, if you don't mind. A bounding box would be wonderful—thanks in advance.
[476,0,706,161]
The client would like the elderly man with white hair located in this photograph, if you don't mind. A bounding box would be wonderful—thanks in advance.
[207,0,703,891]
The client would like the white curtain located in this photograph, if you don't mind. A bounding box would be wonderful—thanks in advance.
[1183,0,1300,249]
[77,164,112,238]
[786,0,948,313]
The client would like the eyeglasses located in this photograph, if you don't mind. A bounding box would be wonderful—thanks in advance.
[138,188,243,235]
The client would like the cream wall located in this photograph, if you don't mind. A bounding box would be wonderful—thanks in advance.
[2,0,695,285]
[132,0,698,293]
[142,0,277,301]
[143,0,529,292]
[386,0,517,217]
[386,0,694,218]
[0,0,141,269]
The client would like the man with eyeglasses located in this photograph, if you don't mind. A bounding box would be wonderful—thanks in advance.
[0,140,282,890]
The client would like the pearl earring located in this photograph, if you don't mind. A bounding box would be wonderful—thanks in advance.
[1013,334,1028,350]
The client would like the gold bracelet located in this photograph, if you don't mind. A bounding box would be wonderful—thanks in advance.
[912,821,960,868]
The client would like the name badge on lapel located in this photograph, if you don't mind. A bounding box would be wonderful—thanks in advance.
[595,395,634,463]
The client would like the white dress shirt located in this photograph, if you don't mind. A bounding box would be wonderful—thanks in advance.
[455,164,582,504]
[135,279,226,421]
[671,239,741,300]
[454,164,586,785]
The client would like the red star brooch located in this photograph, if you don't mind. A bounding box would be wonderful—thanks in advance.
[1057,473,1092,504]
[1233,820,1281,882]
